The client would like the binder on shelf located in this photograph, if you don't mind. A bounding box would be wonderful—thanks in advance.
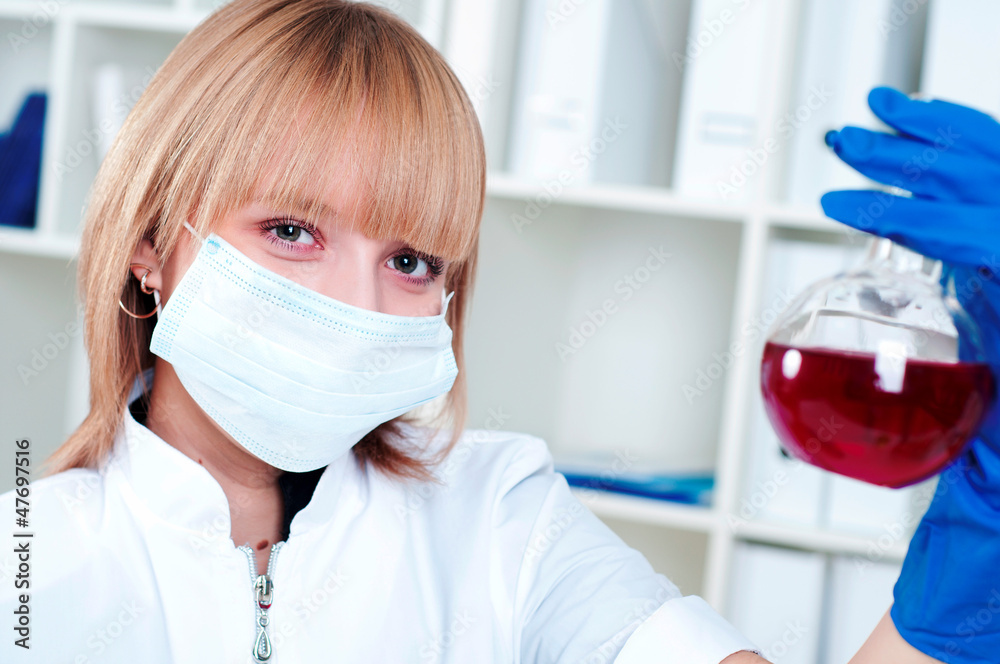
[507,0,687,187]
[727,542,824,664]
[92,63,130,164]
[671,0,774,202]
[441,0,520,172]
[824,555,902,663]
[783,0,927,207]
[744,402,828,528]
[0,92,46,229]
[920,0,1000,115]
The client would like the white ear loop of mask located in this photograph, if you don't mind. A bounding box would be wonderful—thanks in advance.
[184,221,204,242]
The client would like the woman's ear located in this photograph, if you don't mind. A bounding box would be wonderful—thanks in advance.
[130,238,163,292]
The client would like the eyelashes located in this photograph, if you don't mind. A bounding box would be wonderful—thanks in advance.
[256,217,445,286]
[259,218,321,251]
[388,250,445,286]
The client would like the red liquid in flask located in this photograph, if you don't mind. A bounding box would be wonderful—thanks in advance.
[760,342,996,487]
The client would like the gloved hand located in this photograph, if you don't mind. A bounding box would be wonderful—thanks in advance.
[821,87,1000,664]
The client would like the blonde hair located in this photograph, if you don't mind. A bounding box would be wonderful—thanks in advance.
[43,0,485,481]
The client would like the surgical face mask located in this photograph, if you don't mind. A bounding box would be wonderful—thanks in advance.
[149,224,458,472]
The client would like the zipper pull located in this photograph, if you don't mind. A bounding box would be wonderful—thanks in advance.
[252,573,274,661]
[241,541,283,663]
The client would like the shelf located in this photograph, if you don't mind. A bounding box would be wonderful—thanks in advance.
[0,2,52,20]
[571,488,717,534]
[763,203,846,234]
[486,172,862,233]
[732,519,910,563]
[0,177,849,260]
[486,172,748,225]
[573,487,910,564]
[0,227,78,260]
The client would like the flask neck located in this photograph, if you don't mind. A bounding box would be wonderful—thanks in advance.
[862,237,943,283]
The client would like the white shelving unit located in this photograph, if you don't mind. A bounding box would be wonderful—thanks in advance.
[476,172,917,603]
[0,0,963,659]
[455,10,934,656]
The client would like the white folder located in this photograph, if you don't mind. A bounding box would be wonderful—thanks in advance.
[824,555,902,663]
[921,0,1000,115]
[784,0,926,206]
[672,0,774,201]
[727,542,825,664]
[507,0,686,187]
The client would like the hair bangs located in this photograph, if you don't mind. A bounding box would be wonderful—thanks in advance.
[183,1,484,266]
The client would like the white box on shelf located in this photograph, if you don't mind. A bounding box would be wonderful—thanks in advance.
[744,400,829,528]
[824,475,932,541]
[507,0,687,187]
[727,542,825,664]
[441,0,522,173]
[671,0,775,202]
[921,0,1000,115]
[783,0,927,206]
[824,555,902,663]
[91,63,129,163]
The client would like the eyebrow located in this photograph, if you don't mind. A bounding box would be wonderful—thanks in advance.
[255,194,338,221]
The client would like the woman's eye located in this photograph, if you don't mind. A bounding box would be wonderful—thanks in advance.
[386,251,444,284]
[388,253,429,278]
[269,224,315,245]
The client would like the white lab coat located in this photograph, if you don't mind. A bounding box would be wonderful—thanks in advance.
[0,396,756,663]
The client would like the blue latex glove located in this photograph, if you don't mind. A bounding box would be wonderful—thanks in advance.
[822,87,1000,664]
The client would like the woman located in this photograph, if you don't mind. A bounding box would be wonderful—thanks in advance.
[0,0,762,661]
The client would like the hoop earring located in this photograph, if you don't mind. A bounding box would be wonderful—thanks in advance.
[119,263,159,319]
[139,271,154,295]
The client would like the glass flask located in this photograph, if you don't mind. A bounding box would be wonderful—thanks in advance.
[760,237,997,488]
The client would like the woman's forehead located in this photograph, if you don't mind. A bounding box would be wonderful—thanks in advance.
[247,134,368,225]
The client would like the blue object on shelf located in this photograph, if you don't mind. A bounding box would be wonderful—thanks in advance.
[0,92,47,229]
[555,464,715,506]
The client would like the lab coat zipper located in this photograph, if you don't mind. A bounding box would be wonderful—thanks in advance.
[239,541,284,662]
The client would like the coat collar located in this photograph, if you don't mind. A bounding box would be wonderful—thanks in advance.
[102,370,367,545]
